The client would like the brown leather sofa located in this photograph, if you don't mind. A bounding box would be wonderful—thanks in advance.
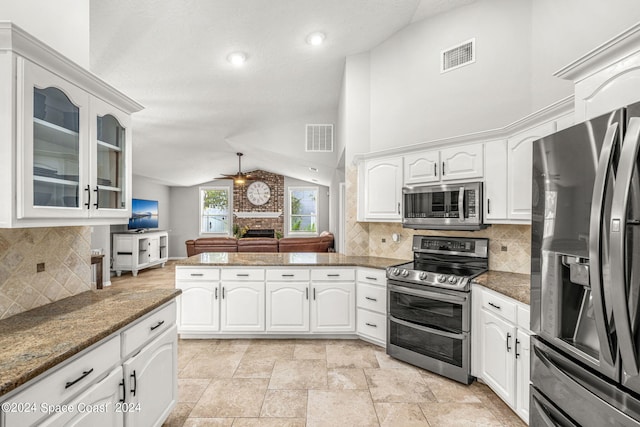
[185,233,334,256]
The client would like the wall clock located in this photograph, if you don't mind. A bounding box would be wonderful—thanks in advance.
[246,181,271,206]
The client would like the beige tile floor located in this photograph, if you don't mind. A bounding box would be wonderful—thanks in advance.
[110,261,526,427]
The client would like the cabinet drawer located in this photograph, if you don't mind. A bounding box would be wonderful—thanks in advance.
[221,268,265,281]
[357,282,386,313]
[176,267,220,281]
[357,309,386,342]
[311,269,356,281]
[480,289,517,323]
[357,268,386,285]
[122,301,176,358]
[2,335,120,427]
[266,269,310,281]
[517,304,530,331]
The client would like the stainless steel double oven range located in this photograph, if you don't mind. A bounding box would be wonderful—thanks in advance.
[386,235,488,384]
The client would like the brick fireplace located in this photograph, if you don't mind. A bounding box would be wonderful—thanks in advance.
[233,170,284,236]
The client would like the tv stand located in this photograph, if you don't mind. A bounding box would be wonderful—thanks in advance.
[112,231,168,277]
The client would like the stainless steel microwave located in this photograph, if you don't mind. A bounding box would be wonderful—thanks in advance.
[402,182,486,230]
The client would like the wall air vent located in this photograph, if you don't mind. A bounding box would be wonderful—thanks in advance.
[441,38,475,73]
[305,124,334,152]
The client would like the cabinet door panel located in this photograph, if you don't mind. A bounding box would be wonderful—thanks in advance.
[507,122,556,221]
[177,283,219,332]
[515,329,531,422]
[404,151,440,184]
[221,282,265,331]
[363,157,402,221]
[40,366,124,427]
[480,309,516,406]
[311,282,355,332]
[266,282,309,332]
[483,140,508,221]
[123,326,177,427]
[19,58,90,219]
[440,144,483,181]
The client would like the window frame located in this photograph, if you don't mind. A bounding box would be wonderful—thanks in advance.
[287,186,319,237]
[199,186,232,236]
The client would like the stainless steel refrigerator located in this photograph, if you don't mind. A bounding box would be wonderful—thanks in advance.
[531,102,640,426]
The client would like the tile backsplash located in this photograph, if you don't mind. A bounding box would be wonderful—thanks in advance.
[0,227,91,320]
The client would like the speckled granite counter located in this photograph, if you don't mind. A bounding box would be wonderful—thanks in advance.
[0,288,180,397]
[473,271,531,305]
[178,252,408,270]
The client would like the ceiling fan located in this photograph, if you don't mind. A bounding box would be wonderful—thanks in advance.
[214,152,256,184]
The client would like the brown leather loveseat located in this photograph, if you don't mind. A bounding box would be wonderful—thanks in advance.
[185,232,334,256]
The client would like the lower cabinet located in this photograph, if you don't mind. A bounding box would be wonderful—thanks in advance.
[473,284,531,424]
[176,267,220,333]
[123,325,178,427]
[356,268,387,346]
[0,301,178,427]
[221,282,265,331]
[266,282,310,332]
[311,281,356,333]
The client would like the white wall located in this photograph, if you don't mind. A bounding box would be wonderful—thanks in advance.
[368,0,531,152]
[530,0,640,110]
[342,52,371,164]
[0,0,90,68]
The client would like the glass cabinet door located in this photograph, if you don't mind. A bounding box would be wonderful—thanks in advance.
[90,96,131,218]
[19,59,89,219]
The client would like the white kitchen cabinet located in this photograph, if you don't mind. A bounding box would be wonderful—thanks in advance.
[311,269,356,333]
[483,140,508,222]
[404,151,440,184]
[359,157,403,221]
[356,268,387,346]
[440,144,484,181]
[266,282,310,332]
[473,284,531,424]
[403,143,483,186]
[39,366,124,427]
[176,267,220,334]
[507,121,556,221]
[112,231,168,277]
[0,23,142,228]
[123,325,178,427]
[221,281,266,332]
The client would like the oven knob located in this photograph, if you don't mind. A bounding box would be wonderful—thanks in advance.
[448,275,458,284]
[437,274,447,283]
[419,272,428,280]
[400,269,409,277]
[390,268,400,276]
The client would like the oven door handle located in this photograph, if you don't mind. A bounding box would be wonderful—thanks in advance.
[388,284,468,304]
[389,315,467,340]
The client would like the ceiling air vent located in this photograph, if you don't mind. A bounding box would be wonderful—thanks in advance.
[306,124,334,152]
[441,38,475,73]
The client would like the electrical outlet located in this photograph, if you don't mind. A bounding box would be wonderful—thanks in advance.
[36,262,45,272]
[501,245,508,252]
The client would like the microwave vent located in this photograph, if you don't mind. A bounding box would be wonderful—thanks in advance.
[306,124,334,152]
[441,38,475,73]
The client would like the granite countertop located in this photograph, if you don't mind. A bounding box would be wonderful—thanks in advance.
[473,270,531,305]
[0,288,181,397]
[178,252,408,270]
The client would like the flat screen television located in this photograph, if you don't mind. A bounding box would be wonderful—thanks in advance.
[128,198,159,230]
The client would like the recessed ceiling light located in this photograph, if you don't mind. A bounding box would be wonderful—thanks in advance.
[306,32,325,46]
[227,52,247,66]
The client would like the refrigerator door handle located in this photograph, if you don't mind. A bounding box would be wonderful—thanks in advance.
[589,122,620,365]
[610,116,640,376]
[531,397,562,427]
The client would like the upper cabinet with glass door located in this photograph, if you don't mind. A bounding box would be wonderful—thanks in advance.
[0,22,143,228]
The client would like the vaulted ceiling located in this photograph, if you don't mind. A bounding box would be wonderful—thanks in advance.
[89,0,476,187]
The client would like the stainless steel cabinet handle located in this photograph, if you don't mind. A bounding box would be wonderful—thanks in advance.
[313,288,316,300]
[365,276,377,281]
[434,163,437,176]
[397,202,401,214]
[365,296,377,302]
[488,302,501,310]
[222,287,225,299]
[236,273,249,277]
[442,162,445,175]
[65,368,94,389]
[190,273,204,277]
[487,198,491,214]
[506,332,512,352]
[215,287,218,299]
[327,274,340,277]
[281,274,294,277]
[365,322,377,328]
[306,287,308,300]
